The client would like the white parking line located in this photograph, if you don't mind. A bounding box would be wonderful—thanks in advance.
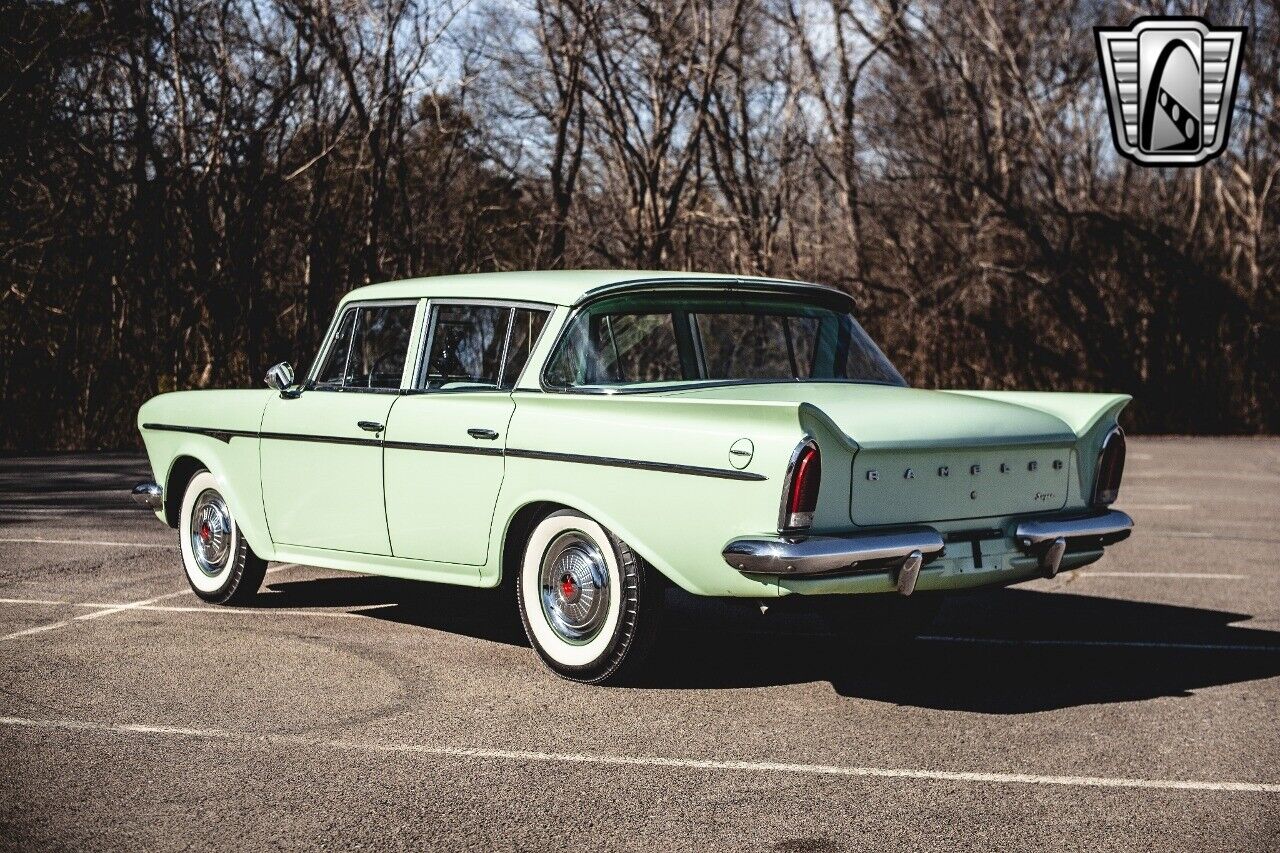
[1128,471,1280,483]
[0,563,300,641]
[1080,571,1247,579]
[0,590,192,641]
[0,537,173,549]
[920,635,1280,653]
[0,715,1275,794]
[89,603,386,620]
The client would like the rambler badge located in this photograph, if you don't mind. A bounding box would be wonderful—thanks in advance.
[1095,17,1245,166]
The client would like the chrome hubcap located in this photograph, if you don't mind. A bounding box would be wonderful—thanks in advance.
[189,489,232,576]
[539,531,610,644]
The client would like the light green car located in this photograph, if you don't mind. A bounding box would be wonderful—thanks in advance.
[134,271,1132,682]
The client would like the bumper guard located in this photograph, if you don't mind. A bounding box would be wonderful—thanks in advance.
[1014,509,1133,578]
[131,482,163,510]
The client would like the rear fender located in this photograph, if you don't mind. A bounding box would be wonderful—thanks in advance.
[945,391,1132,503]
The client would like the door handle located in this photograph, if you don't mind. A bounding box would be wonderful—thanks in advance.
[358,421,385,433]
[467,428,499,440]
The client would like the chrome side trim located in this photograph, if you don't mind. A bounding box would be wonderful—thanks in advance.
[574,276,851,309]
[506,448,766,481]
[1014,509,1134,547]
[131,482,163,510]
[141,422,762,478]
[141,423,257,443]
[385,440,503,457]
[722,526,945,576]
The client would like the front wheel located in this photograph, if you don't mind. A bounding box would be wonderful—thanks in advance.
[178,470,267,605]
[517,509,663,684]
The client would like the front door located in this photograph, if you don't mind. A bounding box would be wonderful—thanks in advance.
[384,301,550,565]
[261,300,419,555]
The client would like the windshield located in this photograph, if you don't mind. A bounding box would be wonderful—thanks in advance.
[543,290,906,390]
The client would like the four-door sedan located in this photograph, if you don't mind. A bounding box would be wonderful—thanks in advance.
[133,271,1132,683]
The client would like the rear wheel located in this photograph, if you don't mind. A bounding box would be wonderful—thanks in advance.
[517,509,663,684]
[178,470,267,605]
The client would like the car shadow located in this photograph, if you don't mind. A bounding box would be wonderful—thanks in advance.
[256,574,529,647]
[255,575,1280,714]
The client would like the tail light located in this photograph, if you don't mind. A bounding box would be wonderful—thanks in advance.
[1092,427,1126,506]
[779,439,821,532]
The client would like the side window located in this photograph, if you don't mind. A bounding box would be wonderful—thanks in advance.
[543,311,683,386]
[499,308,550,389]
[594,312,683,384]
[313,303,415,390]
[695,313,819,380]
[423,305,511,389]
[314,308,356,387]
[348,304,416,389]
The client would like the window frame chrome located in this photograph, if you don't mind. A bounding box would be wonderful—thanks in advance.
[536,279,904,395]
[305,298,423,394]
[412,297,555,394]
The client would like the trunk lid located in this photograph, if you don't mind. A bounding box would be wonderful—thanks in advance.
[663,383,1077,525]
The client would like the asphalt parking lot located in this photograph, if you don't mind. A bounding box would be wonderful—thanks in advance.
[1,438,1278,851]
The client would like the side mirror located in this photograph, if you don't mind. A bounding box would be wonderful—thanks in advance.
[264,362,298,397]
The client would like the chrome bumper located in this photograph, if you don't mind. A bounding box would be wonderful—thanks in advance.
[721,526,946,595]
[1014,509,1133,578]
[721,509,1134,593]
[131,482,163,510]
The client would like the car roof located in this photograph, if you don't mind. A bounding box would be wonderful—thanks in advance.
[338,270,844,308]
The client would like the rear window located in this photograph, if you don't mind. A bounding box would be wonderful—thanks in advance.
[543,291,904,390]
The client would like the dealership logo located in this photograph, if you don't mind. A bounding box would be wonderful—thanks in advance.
[1095,17,1246,166]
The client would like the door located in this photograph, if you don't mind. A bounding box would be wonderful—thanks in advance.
[384,302,550,565]
[261,300,419,554]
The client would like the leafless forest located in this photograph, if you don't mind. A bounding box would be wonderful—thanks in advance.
[1,0,1276,449]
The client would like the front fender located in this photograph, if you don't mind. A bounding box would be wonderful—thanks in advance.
[137,390,275,560]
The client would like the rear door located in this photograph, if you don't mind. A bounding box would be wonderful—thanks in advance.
[261,300,420,554]
[384,301,550,565]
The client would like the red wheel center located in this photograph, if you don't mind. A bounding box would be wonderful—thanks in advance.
[559,574,578,599]
[199,522,211,542]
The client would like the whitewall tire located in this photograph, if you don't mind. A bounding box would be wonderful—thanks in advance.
[178,470,267,605]
[517,509,663,683]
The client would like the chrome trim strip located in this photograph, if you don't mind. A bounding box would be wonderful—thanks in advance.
[141,423,256,443]
[141,423,382,448]
[384,440,503,457]
[258,431,382,448]
[574,276,851,308]
[1014,509,1134,547]
[141,422,740,474]
[722,526,945,576]
[131,482,163,510]
[506,448,767,481]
